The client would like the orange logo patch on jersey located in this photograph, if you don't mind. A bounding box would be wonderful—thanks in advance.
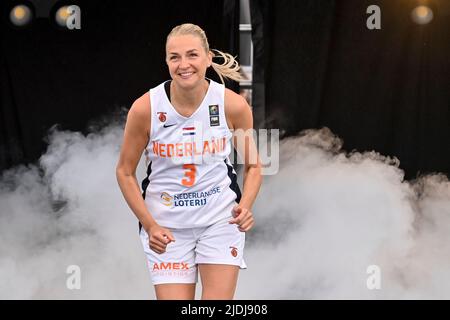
[157,112,167,122]
[160,192,173,206]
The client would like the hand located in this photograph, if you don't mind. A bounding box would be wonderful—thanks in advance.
[229,205,255,232]
[146,225,175,254]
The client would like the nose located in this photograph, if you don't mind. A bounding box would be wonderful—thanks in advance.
[179,56,190,69]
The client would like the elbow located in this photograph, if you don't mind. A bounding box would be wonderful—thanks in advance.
[115,165,123,183]
[256,166,263,185]
[116,165,136,180]
[246,163,263,182]
[115,163,123,177]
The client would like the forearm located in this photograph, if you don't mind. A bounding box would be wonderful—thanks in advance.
[238,166,262,210]
[116,170,158,231]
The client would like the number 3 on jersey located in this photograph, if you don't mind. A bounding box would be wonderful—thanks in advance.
[181,164,196,187]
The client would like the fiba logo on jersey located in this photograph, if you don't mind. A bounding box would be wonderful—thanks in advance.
[209,105,219,115]
[160,192,173,206]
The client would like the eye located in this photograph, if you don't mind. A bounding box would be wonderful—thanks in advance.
[169,56,179,61]
[189,53,198,57]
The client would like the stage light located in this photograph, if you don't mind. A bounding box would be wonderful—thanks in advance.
[55,6,70,27]
[411,5,433,25]
[9,4,33,27]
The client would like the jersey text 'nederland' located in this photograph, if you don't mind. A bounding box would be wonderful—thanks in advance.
[152,137,227,158]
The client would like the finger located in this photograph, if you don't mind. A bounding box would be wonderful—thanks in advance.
[238,211,252,223]
[238,215,254,228]
[161,235,174,245]
[232,206,242,217]
[229,217,240,224]
[235,210,250,224]
[238,221,254,232]
[163,231,176,243]
[149,241,166,251]
[151,247,165,254]
[230,209,248,224]
[150,242,166,253]
[150,242,165,253]
[238,215,253,226]
[239,218,254,231]
[150,238,167,249]
[154,233,170,244]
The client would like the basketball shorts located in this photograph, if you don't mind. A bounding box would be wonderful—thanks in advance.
[139,216,247,285]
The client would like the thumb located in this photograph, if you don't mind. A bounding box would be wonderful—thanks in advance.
[164,230,176,243]
[233,205,242,216]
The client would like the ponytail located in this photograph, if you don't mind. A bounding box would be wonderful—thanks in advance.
[210,49,244,84]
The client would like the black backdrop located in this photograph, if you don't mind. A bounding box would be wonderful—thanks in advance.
[1,0,449,180]
[251,0,449,179]
[0,0,239,171]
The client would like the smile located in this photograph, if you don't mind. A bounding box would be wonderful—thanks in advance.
[179,72,194,79]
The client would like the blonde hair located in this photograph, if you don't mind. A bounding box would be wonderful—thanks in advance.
[166,23,244,84]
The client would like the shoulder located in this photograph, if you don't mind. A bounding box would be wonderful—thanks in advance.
[224,88,252,130]
[126,91,151,135]
[129,91,150,118]
[224,88,249,113]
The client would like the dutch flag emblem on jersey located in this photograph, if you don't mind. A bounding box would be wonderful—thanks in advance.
[183,127,196,136]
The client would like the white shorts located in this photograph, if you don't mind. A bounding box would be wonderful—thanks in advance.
[139,216,247,285]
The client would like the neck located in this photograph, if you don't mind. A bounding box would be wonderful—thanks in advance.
[171,79,209,108]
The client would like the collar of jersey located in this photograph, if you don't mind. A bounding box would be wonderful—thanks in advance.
[163,78,213,120]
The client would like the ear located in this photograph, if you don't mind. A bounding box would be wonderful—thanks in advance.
[207,50,213,67]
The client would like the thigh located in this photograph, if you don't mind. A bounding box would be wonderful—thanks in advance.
[139,227,198,290]
[194,216,247,269]
[155,283,196,300]
[198,264,240,300]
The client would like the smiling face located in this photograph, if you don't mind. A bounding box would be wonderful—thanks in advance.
[166,34,212,90]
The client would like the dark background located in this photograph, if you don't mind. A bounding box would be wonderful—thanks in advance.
[251,0,449,179]
[1,0,449,180]
[0,0,239,171]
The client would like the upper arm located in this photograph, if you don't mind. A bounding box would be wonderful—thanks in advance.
[116,92,151,175]
[225,89,253,132]
[225,89,260,168]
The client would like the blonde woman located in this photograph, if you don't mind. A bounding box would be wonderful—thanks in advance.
[116,23,262,300]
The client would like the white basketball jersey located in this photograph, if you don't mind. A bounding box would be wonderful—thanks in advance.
[141,79,241,229]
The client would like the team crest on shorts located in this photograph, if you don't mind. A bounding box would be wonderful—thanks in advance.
[157,112,167,122]
[230,246,238,257]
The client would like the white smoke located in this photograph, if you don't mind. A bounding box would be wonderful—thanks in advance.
[0,119,152,299]
[238,128,450,299]
[0,121,449,299]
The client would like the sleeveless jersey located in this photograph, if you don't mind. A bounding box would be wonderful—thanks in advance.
[141,79,241,229]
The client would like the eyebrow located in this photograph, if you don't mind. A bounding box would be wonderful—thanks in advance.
[168,49,199,55]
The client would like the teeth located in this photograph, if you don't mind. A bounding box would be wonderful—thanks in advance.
[180,72,193,77]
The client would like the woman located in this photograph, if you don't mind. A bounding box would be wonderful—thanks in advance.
[116,23,262,300]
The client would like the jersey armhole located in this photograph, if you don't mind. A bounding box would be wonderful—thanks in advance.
[148,89,154,141]
[222,86,234,136]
